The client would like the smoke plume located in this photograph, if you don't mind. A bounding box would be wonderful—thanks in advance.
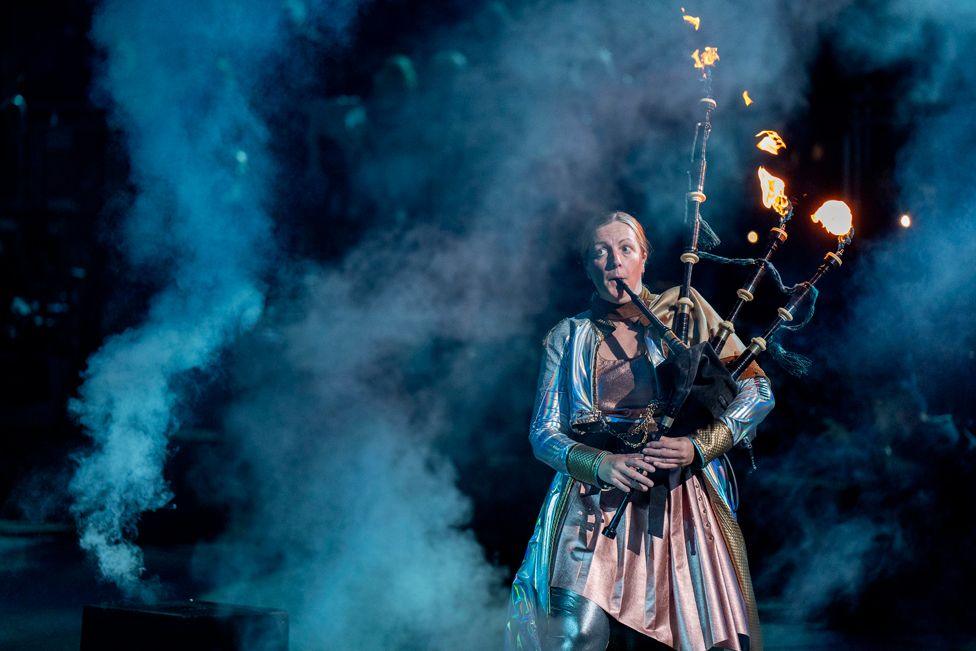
[189,1,835,647]
[69,0,360,597]
[69,0,976,645]
[751,0,976,626]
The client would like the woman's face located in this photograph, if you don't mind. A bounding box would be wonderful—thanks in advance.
[585,221,647,303]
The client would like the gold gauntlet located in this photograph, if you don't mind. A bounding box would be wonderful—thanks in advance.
[689,420,734,466]
[566,444,610,487]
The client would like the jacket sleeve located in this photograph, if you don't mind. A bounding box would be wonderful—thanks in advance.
[528,318,576,474]
[721,375,775,447]
[691,375,775,466]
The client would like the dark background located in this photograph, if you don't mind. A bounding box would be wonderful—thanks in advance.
[2,1,974,649]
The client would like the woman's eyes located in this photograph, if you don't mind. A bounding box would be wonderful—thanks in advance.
[592,245,636,258]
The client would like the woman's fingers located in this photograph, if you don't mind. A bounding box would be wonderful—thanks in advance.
[624,456,657,474]
[621,466,654,490]
[643,448,684,461]
[611,477,631,492]
[642,439,683,454]
[604,454,663,491]
[610,473,631,493]
[649,460,680,469]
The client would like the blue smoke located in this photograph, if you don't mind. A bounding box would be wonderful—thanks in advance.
[184,2,838,647]
[839,1,976,371]
[68,0,976,642]
[68,0,361,597]
[750,0,976,623]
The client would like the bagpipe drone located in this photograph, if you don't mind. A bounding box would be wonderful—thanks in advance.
[600,31,854,540]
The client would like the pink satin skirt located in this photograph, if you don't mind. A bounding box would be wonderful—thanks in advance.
[549,473,750,651]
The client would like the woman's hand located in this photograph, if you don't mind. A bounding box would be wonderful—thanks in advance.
[641,436,696,470]
[597,453,657,492]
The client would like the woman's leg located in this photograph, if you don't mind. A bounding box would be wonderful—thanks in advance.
[543,587,611,651]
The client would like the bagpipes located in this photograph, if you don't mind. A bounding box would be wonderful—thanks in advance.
[600,43,854,540]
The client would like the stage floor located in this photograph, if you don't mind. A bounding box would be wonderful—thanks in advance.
[2,531,971,651]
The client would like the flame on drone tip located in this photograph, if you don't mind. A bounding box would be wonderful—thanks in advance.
[692,47,719,70]
[757,166,791,217]
[811,200,854,237]
[755,130,786,155]
[742,90,753,106]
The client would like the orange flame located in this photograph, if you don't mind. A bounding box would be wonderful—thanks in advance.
[742,90,753,106]
[692,47,720,70]
[682,14,701,30]
[811,200,854,237]
[757,167,790,217]
[755,130,786,155]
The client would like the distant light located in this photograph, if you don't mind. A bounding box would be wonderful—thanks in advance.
[899,213,912,228]
[747,230,759,244]
[11,296,31,316]
[235,150,249,175]
[345,105,367,131]
[12,94,25,108]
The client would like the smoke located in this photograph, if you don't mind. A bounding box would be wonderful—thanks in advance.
[748,0,976,626]
[184,1,843,648]
[69,0,361,597]
[192,257,513,648]
[839,1,976,373]
[68,0,976,644]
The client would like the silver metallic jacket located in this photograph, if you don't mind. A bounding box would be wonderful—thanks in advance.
[506,288,775,650]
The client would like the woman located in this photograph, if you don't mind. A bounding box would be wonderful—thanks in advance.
[506,212,774,651]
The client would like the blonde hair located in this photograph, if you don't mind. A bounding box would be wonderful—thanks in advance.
[577,211,652,263]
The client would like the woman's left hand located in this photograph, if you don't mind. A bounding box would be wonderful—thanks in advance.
[641,436,696,469]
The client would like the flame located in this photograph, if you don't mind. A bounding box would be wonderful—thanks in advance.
[755,130,786,155]
[811,200,854,236]
[742,90,753,106]
[682,14,701,30]
[757,166,790,217]
[692,47,720,70]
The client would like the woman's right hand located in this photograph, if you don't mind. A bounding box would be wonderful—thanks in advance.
[597,453,657,492]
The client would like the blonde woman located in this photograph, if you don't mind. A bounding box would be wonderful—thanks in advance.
[506,212,774,651]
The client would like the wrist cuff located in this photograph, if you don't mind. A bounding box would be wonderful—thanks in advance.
[690,421,734,467]
[566,444,609,487]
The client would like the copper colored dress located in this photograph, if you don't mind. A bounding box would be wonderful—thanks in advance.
[504,286,774,651]
[548,324,751,650]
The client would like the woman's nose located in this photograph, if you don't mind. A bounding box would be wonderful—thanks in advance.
[605,250,618,268]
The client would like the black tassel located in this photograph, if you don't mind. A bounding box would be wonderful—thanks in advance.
[698,217,721,250]
[697,251,755,266]
[768,341,813,376]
